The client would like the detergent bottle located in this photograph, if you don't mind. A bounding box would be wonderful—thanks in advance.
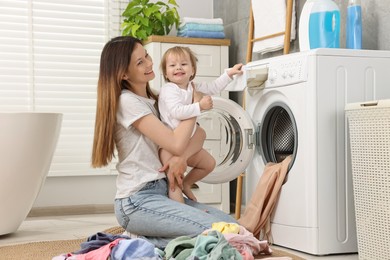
[299,0,340,51]
[346,0,362,49]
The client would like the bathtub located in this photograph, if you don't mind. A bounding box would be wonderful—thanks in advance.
[0,112,62,235]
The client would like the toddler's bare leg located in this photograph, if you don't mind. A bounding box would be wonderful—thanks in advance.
[159,148,185,203]
[183,148,216,201]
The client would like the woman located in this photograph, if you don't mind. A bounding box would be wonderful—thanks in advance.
[91,36,236,248]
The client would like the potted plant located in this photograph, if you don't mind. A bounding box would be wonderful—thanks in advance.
[121,0,180,40]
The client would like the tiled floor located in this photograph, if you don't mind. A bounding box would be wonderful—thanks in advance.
[0,213,359,260]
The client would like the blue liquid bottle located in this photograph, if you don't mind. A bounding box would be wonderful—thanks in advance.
[309,10,340,48]
[299,0,341,51]
[346,0,362,49]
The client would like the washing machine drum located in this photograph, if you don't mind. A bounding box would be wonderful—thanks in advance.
[258,103,297,164]
[197,97,297,184]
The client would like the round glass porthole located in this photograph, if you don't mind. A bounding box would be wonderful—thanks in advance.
[258,102,297,170]
[197,97,255,184]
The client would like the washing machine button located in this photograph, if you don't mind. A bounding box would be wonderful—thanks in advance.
[268,69,278,83]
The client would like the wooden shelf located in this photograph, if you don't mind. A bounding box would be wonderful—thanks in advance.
[143,35,230,46]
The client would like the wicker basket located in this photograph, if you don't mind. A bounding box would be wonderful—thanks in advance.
[345,100,390,260]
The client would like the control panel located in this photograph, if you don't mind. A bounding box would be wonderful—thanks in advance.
[247,55,308,88]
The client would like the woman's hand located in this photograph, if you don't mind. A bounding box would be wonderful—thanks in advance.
[159,155,186,191]
[192,88,203,104]
[158,126,205,192]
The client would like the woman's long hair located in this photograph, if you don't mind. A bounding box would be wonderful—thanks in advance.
[91,36,157,168]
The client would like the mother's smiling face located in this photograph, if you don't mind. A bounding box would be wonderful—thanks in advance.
[123,43,155,90]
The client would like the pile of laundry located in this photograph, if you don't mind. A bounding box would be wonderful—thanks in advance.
[52,222,288,260]
[177,17,225,39]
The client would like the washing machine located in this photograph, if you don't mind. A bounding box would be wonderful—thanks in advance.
[198,48,390,255]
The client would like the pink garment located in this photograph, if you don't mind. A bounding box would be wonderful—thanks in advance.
[224,225,272,260]
[76,238,123,260]
[203,224,272,260]
[238,156,292,241]
[52,253,77,260]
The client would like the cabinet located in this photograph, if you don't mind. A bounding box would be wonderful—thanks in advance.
[144,36,231,213]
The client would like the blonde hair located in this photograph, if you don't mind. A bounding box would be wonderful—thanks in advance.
[160,46,198,82]
[91,36,157,168]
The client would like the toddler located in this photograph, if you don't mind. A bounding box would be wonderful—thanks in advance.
[158,46,243,203]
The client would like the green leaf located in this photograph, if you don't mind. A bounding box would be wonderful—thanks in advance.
[145,5,161,17]
[121,0,180,39]
[121,22,132,36]
[122,0,139,13]
[139,17,149,27]
[131,24,141,36]
[154,23,165,35]
[143,7,152,17]
[134,16,142,24]
[155,12,162,21]
[156,1,168,7]
[141,0,149,5]
[122,6,142,18]
[137,30,148,40]
[172,8,179,19]
[145,26,153,36]
[167,0,179,7]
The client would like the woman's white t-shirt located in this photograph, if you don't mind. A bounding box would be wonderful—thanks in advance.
[114,90,165,198]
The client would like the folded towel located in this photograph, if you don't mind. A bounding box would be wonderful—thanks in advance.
[178,23,224,32]
[180,17,223,26]
[177,30,225,39]
[251,0,296,54]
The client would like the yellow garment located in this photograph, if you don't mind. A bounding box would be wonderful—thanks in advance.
[211,222,240,234]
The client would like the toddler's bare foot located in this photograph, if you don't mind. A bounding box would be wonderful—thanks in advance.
[183,184,197,202]
[169,186,185,203]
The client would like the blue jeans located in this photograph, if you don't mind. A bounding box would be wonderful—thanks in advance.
[114,178,236,248]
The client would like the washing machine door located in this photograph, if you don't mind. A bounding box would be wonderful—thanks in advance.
[197,96,255,184]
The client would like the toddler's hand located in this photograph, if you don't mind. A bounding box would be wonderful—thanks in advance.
[193,89,203,103]
[199,96,213,111]
[227,63,244,79]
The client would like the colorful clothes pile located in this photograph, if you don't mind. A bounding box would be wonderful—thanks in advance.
[52,223,291,260]
[177,17,225,39]
[52,232,163,259]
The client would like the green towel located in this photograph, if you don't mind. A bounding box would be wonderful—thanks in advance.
[190,230,242,260]
[164,231,242,260]
[164,236,196,260]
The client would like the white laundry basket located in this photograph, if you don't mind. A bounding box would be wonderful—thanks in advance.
[345,100,390,260]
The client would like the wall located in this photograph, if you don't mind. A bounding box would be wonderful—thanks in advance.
[215,0,390,66]
[168,0,213,36]
[176,0,213,18]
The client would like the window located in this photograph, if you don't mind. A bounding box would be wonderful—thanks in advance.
[0,0,127,176]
